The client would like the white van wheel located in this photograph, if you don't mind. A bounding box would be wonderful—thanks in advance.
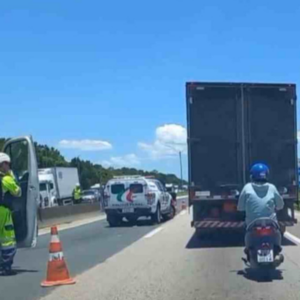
[151,204,161,224]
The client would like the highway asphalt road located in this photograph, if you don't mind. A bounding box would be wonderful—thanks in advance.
[41,210,300,300]
[1,198,187,300]
[2,198,300,300]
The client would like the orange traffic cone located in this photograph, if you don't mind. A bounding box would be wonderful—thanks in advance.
[41,226,76,287]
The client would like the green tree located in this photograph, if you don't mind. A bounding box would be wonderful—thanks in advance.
[1,137,185,190]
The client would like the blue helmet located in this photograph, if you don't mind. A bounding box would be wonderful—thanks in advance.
[250,163,269,182]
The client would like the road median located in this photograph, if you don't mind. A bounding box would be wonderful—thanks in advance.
[38,203,103,229]
[38,195,188,229]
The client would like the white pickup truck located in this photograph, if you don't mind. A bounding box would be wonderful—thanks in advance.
[104,176,176,226]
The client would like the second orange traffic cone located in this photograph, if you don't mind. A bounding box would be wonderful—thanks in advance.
[41,226,76,287]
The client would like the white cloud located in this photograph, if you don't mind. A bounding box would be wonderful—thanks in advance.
[58,139,112,151]
[138,124,187,159]
[102,154,141,168]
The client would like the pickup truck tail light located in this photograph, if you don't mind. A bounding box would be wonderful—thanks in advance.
[145,192,156,205]
[103,192,110,206]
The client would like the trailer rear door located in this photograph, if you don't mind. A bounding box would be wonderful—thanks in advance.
[245,85,297,195]
[187,84,244,199]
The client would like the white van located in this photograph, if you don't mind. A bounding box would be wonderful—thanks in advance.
[104,176,175,226]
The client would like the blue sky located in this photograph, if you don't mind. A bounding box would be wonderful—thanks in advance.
[1,0,300,178]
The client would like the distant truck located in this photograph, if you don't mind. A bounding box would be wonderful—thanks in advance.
[186,82,298,237]
[38,167,79,207]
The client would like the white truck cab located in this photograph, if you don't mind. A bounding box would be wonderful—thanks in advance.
[38,170,58,208]
[104,175,175,226]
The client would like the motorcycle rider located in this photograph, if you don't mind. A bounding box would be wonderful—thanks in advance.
[237,163,284,261]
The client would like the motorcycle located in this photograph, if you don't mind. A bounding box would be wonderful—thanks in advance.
[245,217,284,270]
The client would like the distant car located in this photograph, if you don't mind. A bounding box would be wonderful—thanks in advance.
[90,188,102,202]
[81,190,97,203]
[104,175,176,227]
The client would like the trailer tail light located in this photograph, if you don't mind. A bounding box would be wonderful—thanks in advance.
[145,192,156,205]
[255,226,274,236]
[223,202,236,213]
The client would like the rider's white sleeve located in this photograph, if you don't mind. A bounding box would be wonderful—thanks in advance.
[237,187,246,211]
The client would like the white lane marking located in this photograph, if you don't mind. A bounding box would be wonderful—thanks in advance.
[143,227,163,239]
[38,215,106,236]
[284,232,300,245]
[179,210,187,216]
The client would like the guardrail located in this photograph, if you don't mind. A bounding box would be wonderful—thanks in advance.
[38,203,103,229]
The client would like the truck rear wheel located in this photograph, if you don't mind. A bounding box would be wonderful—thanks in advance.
[107,215,122,227]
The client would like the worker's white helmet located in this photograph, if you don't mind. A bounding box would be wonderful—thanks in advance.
[0,153,11,164]
[76,183,80,187]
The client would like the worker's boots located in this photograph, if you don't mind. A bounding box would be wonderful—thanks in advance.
[0,262,15,276]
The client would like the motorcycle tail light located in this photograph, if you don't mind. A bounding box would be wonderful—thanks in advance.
[255,226,273,236]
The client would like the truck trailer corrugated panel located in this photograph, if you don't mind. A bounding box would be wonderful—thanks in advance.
[186,82,297,198]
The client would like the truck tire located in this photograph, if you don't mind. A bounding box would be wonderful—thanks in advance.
[151,204,161,224]
[107,215,122,227]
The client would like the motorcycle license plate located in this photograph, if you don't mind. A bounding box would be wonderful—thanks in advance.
[257,249,274,263]
[122,207,134,213]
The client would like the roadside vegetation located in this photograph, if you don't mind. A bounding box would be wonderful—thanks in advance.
[0,138,185,189]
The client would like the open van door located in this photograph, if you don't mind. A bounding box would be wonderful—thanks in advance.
[3,136,39,248]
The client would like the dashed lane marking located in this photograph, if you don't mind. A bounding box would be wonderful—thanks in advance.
[284,231,300,245]
[143,227,164,239]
